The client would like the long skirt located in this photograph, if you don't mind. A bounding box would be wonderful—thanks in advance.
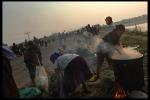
[62,56,92,97]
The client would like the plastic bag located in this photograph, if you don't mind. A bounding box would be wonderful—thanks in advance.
[19,87,42,98]
[35,65,49,93]
[103,69,115,81]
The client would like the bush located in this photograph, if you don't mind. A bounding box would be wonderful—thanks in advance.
[121,32,147,69]
[121,35,147,54]
[127,31,147,37]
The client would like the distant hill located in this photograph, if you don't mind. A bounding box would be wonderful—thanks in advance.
[114,14,147,26]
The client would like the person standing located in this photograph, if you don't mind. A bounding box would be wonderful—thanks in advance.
[11,43,19,56]
[105,16,115,34]
[96,24,126,79]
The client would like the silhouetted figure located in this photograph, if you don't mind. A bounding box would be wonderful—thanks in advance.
[24,41,42,86]
[2,46,19,98]
[11,43,19,56]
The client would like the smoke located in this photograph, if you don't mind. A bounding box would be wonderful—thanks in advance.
[111,47,143,60]
[90,35,103,52]
[81,32,143,60]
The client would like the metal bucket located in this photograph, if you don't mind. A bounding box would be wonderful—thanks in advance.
[110,55,145,90]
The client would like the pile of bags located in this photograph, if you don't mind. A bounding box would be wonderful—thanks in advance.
[19,65,49,98]
[19,87,42,98]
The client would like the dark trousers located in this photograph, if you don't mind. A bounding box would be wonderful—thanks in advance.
[25,62,36,80]
[96,51,112,77]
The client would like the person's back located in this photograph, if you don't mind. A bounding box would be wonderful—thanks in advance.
[102,24,125,45]
[24,48,38,65]
[50,52,91,97]
[2,46,19,98]
[54,53,79,70]
[23,41,41,86]
[2,57,19,98]
[24,41,40,65]
[103,29,119,45]
[11,43,18,54]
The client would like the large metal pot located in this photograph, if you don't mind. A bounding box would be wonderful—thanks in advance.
[110,55,145,90]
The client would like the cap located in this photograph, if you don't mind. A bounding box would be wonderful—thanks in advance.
[50,52,61,64]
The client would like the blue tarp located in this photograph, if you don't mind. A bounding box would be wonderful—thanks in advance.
[2,46,16,60]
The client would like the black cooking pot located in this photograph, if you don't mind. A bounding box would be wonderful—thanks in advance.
[110,55,145,90]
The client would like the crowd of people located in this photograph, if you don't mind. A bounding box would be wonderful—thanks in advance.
[2,16,147,98]
[9,37,48,57]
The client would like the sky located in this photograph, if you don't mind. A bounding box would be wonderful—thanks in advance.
[3,1,147,46]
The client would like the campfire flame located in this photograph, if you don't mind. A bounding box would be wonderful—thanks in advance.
[113,80,127,98]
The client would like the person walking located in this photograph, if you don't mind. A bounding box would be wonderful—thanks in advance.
[24,41,42,86]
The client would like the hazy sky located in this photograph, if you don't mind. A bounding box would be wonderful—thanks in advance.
[3,2,147,46]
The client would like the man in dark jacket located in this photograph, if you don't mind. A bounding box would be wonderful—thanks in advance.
[24,41,42,86]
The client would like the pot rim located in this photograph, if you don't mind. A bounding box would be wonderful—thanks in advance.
[110,54,144,61]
